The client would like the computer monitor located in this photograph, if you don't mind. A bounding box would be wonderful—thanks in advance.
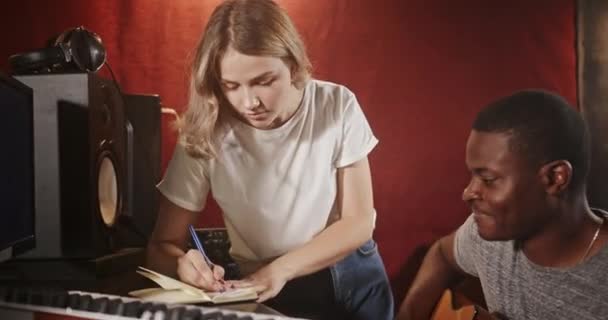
[0,72,35,262]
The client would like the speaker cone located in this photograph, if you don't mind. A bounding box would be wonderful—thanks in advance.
[97,150,120,227]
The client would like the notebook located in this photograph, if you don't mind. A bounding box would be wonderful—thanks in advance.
[130,266,258,304]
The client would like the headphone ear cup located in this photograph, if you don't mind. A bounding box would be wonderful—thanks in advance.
[66,27,107,72]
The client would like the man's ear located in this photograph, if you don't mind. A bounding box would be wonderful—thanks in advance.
[539,160,573,195]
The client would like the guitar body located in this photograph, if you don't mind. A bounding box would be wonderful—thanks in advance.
[431,289,497,320]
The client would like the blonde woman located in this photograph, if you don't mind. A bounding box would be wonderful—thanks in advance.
[146,0,393,318]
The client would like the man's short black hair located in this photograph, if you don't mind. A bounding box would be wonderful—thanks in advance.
[472,89,590,192]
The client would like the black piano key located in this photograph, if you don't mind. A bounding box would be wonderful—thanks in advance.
[6,287,20,303]
[67,293,81,309]
[28,291,44,305]
[2,287,14,303]
[140,309,155,320]
[0,287,10,302]
[142,309,169,320]
[3,288,14,302]
[219,314,238,320]
[167,307,186,320]
[122,301,158,318]
[4,287,20,303]
[14,288,30,304]
[154,304,169,315]
[200,311,225,320]
[74,294,93,311]
[88,297,109,313]
[7,288,22,303]
[181,308,203,320]
[145,303,169,319]
[235,316,254,320]
[37,288,56,306]
[50,292,69,308]
[105,298,124,315]
[140,301,157,314]
[154,303,169,312]
[122,300,143,317]
[41,289,58,307]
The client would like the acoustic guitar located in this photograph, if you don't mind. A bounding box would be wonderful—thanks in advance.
[431,289,500,320]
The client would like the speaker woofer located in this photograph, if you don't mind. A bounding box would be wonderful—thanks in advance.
[96,145,121,228]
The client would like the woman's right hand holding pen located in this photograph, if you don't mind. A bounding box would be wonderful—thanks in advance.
[177,249,226,292]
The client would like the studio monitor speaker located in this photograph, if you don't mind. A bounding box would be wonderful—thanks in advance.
[122,94,161,239]
[57,75,130,258]
[16,73,160,259]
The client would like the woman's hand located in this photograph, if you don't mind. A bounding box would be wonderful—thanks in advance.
[233,261,292,302]
[176,249,226,292]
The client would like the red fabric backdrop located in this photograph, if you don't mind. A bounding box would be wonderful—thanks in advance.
[0,0,576,306]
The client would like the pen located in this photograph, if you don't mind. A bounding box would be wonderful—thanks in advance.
[188,225,227,289]
[188,225,213,267]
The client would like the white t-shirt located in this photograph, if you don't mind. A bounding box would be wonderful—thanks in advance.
[157,79,378,274]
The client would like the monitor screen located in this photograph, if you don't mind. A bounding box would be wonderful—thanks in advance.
[0,72,35,262]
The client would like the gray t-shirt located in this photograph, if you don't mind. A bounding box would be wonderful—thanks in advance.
[454,214,608,320]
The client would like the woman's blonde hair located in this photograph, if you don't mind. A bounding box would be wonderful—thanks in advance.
[179,0,312,159]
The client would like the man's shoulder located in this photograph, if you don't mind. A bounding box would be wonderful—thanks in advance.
[455,216,517,270]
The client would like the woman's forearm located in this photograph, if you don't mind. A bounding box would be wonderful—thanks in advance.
[272,213,374,281]
[145,240,187,277]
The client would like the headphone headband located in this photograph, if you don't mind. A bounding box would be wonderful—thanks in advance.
[9,26,107,74]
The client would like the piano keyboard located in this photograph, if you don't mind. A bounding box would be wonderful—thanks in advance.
[0,287,302,320]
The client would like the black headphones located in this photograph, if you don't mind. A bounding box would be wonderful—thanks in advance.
[9,26,107,75]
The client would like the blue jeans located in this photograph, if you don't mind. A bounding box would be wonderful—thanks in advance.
[330,239,394,320]
[266,239,394,320]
